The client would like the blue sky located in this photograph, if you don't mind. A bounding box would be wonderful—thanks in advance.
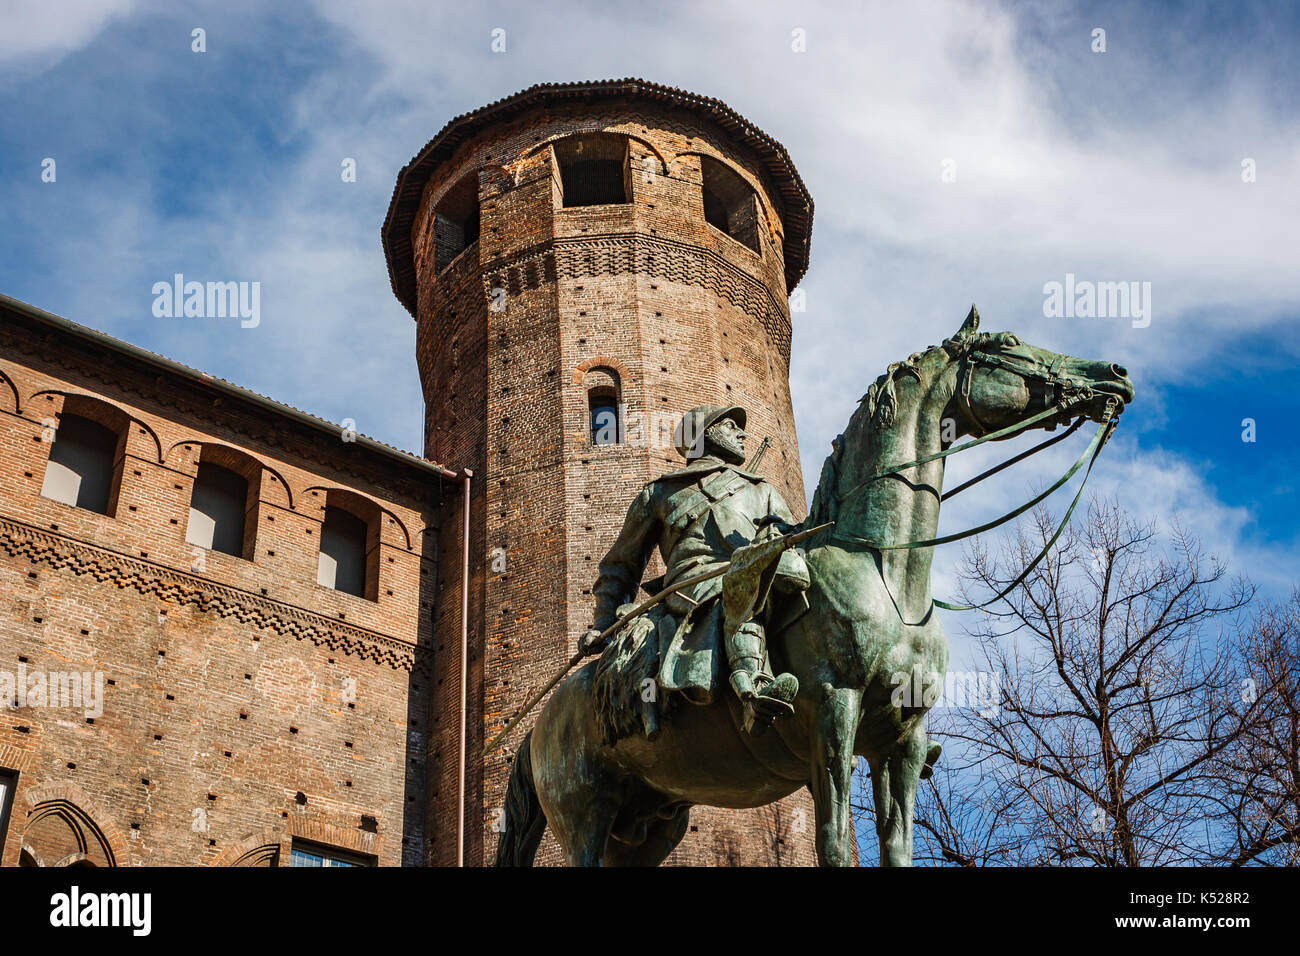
[4,0,1294,600]
[2,0,1297,866]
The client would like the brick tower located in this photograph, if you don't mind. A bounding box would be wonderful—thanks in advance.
[382,79,816,866]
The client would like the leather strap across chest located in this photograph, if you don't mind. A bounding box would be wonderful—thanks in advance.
[664,468,755,534]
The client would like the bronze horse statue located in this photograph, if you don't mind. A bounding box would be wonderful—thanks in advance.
[495,306,1134,866]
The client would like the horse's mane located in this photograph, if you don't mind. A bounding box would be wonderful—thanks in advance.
[806,325,1016,525]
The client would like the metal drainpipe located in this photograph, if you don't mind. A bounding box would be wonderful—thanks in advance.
[457,468,473,867]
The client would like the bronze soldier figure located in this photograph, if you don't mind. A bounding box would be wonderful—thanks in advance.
[578,404,810,735]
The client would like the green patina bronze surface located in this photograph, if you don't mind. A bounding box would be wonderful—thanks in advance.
[495,305,1135,866]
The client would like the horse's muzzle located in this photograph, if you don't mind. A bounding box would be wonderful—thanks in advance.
[1076,361,1135,416]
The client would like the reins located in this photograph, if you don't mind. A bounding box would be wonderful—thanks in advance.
[825,347,1121,619]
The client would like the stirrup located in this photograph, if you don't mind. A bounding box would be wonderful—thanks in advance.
[742,673,799,736]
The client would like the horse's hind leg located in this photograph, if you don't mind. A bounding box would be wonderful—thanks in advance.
[870,720,928,866]
[533,753,623,866]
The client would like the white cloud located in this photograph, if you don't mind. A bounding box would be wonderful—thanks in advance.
[0,0,139,68]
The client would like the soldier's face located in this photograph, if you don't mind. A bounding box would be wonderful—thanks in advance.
[704,416,746,464]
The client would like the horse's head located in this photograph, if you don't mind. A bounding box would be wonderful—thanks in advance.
[942,305,1135,438]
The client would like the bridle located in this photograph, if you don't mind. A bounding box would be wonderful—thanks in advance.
[955,347,1089,438]
[827,345,1120,618]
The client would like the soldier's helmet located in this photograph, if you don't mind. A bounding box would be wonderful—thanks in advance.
[673,404,747,460]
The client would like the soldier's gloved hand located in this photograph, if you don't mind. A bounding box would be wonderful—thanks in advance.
[578,628,606,657]
[758,515,800,538]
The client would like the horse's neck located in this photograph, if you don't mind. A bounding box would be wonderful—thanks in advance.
[840,386,949,617]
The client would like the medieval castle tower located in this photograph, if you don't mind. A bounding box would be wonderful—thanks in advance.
[384,79,816,865]
[0,78,816,867]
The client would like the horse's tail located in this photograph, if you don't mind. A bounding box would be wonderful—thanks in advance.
[493,730,547,867]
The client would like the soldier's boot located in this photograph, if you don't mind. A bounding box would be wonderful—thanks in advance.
[725,622,799,737]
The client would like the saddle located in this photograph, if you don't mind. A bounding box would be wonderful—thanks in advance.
[590,582,812,747]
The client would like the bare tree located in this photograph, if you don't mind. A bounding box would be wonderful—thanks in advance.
[854,497,1263,865]
[1209,593,1300,865]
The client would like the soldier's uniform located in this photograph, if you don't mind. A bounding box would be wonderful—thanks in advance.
[590,405,809,734]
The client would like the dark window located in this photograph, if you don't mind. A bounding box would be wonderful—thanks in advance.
[186,462,250,557]
[318,505,368,597]
[40,413,119,514]
[433,172,480,273]
[0,769,16,860]
[700,156,760,254]
[590,396,619,445]
[555,135,629,207]
[585,367,622,446]
[289,839,373,868]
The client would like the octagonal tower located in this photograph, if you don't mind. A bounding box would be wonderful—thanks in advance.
[383,78,816,866]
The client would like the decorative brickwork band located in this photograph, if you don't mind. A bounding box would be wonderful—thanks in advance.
[422,233,793,367]
[0,514,425,673]
[485,234,793,366]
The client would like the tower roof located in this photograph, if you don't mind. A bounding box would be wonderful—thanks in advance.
[381,78,814,317]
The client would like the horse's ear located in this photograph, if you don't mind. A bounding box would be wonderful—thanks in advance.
[959,304,980,335]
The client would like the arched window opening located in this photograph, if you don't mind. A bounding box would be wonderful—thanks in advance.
[184,446,262,561]
[585,367,622,445]
[186,462,250,558]
[317,492,380,600]
[40,411,123,515]
[554,134,630,208]
[434,171,480,273]
[700,156,760,254]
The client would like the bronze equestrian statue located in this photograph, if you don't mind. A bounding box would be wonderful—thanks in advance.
[494,306,1134,866]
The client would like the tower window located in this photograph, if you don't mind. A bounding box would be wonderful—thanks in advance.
[40,411,123,515]
[186,462,250,558]
[590,395,619,445]
[554,134,630,207]
[433,171,480,273]
[584,366,622,445]
[317,493,380,600]
[700,156,760,254]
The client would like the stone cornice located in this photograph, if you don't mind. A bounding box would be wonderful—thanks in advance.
[0,514,427,673]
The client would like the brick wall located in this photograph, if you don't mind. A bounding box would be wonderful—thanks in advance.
[0,306,445,867]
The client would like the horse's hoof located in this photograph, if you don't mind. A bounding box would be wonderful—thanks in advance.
[919,741,942,779]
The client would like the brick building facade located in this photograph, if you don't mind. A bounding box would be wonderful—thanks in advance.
[0,78,819,867]
[0,296,453,867]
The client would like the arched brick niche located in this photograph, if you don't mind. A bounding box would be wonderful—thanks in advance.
[16,782,123,867]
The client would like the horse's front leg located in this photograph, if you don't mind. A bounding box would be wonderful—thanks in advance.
[870,721,928,866]
[807,684,861,866]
